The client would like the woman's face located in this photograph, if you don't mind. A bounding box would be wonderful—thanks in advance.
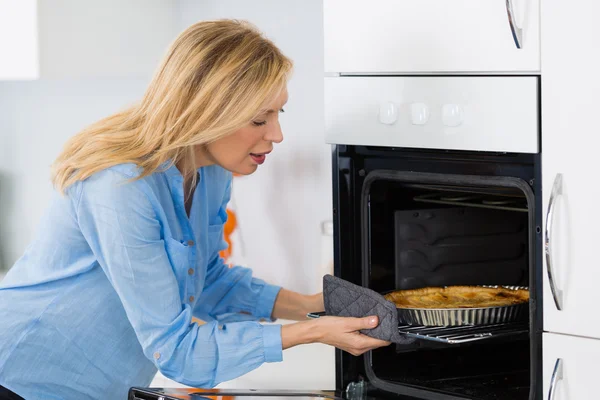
[197,87,288,175]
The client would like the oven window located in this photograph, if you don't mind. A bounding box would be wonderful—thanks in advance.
[365,177,532,400]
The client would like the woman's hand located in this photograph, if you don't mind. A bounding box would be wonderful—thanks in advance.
[281,315,391,356]
[306,292,324,313]
[312,315,391,355]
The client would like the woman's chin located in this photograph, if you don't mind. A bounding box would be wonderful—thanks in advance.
[225,164,258,176]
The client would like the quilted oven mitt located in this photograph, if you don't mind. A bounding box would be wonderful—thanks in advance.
[323,274,414,344]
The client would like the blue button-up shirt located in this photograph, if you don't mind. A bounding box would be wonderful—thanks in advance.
[0,162,283,400]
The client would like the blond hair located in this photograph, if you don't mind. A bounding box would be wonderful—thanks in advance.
[51,19,293,192]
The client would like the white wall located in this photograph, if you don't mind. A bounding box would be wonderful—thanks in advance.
[0,0,38,80]
[0,78,148,270]
[37,0,178,79]
[0,0,180,270]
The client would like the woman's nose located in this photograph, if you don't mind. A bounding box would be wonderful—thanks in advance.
[264,124,284,144]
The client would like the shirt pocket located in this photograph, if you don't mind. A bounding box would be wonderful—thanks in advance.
[207,206,227,254]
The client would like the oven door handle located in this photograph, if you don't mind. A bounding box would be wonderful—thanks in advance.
[548,358,564,400]
[506,0,523,49]
[545,173,564,311]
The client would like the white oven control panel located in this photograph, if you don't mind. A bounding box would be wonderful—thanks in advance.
[325,76,539,153]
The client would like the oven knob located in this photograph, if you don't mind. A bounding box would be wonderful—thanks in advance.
[442,104,464,127]
[378,102,398,125]
[410,102,430,125]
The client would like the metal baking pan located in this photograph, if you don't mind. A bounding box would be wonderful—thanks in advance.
[392,286,529,327]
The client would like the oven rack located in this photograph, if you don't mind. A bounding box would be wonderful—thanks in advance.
[413,192,528,212]
[398,321,529,344]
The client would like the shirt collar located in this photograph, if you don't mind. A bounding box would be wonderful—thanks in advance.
[161,160,184,183]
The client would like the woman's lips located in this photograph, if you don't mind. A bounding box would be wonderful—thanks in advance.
[250,153,267,165]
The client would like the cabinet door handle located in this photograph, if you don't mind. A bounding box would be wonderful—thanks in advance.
[506,0,523,49]
[548,358,564,400]
[545,173,564,310]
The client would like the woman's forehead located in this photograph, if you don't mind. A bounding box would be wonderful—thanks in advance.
[260,87,289,113]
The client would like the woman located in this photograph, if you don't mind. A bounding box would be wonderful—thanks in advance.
[0,20,389,400]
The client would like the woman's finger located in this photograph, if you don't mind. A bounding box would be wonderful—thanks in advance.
[354,334,392,351]
[342,315,380,331]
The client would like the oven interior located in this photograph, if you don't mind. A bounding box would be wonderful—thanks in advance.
[365,179,532,400]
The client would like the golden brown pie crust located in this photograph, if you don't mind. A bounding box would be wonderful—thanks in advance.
[384,286,530,309]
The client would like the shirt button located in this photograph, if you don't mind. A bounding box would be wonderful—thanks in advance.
[153,352,161,360]
[188,268,194,275]
[187,240,195,246]
[189,296,195,302]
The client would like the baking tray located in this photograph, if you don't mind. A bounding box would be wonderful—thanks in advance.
[392,286,529,327]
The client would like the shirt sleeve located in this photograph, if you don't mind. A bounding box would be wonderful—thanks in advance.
[193,257,282,324]
[193,177,282,324]
[75,169,283,388]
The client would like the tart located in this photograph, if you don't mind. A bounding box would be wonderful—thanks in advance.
[384,286,529,309]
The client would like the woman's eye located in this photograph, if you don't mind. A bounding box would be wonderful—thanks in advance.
[252,109,284,126]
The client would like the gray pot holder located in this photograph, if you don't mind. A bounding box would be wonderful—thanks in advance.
[322,274,415,344]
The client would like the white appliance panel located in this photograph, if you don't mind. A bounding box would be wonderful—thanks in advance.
[325,77,538,153]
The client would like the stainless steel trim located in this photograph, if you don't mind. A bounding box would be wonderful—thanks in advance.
[506,0,523,49]
[548,358,564,400]
[545,173,564,310]
[336,71,534,76]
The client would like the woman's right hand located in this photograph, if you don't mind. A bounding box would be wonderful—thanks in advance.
[281,315,391,355]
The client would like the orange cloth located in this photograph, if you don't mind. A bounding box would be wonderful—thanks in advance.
[219,173,240,262]
[219,208,237,261]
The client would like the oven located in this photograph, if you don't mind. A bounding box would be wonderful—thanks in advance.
[326,76,541,400]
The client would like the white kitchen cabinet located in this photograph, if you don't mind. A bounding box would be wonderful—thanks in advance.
[0,0,39,80]
[324,0,540,74]
[543,332,600,400]
[541,0,600,339]
[0,0,178,80]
